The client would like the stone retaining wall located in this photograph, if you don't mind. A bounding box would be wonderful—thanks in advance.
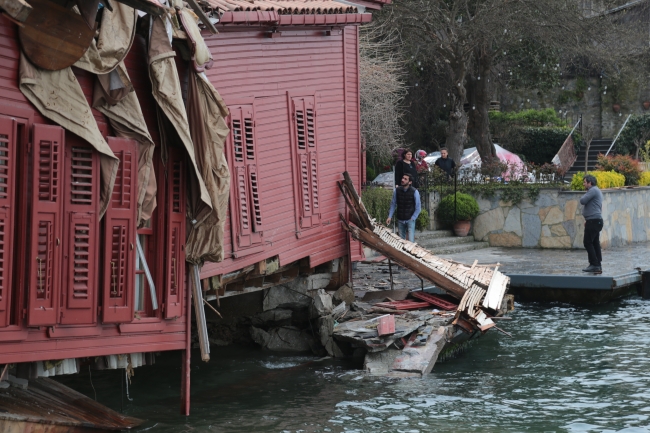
[431,187,650,249]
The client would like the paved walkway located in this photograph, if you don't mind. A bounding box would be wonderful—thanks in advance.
[441,242,650,277]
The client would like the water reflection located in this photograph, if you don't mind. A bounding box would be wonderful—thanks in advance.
[57,298,650,432]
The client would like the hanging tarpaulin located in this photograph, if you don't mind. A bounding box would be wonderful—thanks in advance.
[148,15,213,226]
[93,62,158,225]
[18,54,119,217]
[74,2,138,75]
[185,71,231,264]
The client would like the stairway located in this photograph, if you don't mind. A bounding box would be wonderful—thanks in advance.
[566,139,613,177]
[414,229,489,255]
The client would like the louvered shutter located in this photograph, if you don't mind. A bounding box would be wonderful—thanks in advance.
[291,96,321,230]
[60,141,100,325]
[27,124,65,326]
[228,105,263,253]
[164,147,185,319]
[0,116,17,328]
[102,137,137,324]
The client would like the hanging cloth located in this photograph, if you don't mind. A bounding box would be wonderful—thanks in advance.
[184,71,231,264]
[74,2,138,75]
[93,62,158,225]
[19,54,118,217]
[148,15,213,227]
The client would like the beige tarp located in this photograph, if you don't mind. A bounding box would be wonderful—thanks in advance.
[184,71,231,264]
[19,54,118,217]
[74,2,137,75]
[93,62,158,225]
[148,16,213,226]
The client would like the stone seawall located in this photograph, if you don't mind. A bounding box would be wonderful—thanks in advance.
[431,187,650,249]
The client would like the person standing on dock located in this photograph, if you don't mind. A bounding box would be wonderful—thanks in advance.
[386,173,421,242]
[580,174,604,273]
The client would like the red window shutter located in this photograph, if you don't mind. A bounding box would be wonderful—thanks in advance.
[60,141,100,325]
[164,147,185,319]
[27,124,65,326]
[227,105,263,254]
[102,137,137,324]
[291,96,321,231]
[0,115,17,328]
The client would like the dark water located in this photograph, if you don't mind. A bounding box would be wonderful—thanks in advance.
[59,298,650,433]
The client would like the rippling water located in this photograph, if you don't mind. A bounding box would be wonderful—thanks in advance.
[58,297,650,432]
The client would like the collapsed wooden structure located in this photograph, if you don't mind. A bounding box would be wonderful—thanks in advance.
[337,172,510,333]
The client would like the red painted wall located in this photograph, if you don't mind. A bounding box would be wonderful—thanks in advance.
[0,17,188,364]
[201,25,363,279]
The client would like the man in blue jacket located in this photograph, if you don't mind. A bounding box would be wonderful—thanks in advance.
[386,173,421,242]
[580,174,604,273]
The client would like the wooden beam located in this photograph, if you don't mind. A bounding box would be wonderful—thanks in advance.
[349,225,466,299]
[0,0,32,22]
[185,0,217,34]
[112,0,165,16]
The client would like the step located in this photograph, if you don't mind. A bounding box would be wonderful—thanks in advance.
[414,230,455,241]
[429,241,491,256]
[417,235,477,249]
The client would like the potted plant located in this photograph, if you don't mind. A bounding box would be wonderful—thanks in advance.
[436,192,480,236]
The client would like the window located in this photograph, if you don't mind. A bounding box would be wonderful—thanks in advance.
[289,93,321,237]
[226,103,264,257]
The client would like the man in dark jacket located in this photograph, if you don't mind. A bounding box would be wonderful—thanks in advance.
[386,173,421,242]
[580,174,604,273]
[434,147,456,180]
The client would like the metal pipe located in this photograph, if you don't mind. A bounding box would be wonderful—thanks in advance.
[136,236,158,310]
[606,114,632,156]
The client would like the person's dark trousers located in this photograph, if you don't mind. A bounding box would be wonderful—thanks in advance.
[583,218,603,266]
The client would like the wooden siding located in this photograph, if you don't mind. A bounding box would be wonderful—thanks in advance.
[201,27,362,278]
[0,17,188,364]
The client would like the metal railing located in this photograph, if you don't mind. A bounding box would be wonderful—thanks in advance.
[605,114,632,156]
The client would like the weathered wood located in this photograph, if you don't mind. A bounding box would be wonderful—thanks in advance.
[112,0,166,15]
[185,0,218,34]
[0,0,32,22]
[192,265,210,362]
[0,378,142,430]
[18,0,96,71]
[341,171,372,229]
[349,225,466,298]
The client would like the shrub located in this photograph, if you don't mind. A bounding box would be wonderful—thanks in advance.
[361,186,392,222]
[437,192,479,223]
[570,171,625,190]
[596,154,642,186]
[500,126,574,164]
[640,171,650,186]
[616,114,650,156]
[416,208,429,231]
[366,165,376,182]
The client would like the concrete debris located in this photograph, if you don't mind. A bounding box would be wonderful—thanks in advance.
[310,289,333,317]
[332,301,347,320]
[252,308,293,327]
[318,315,346,358]
[0,381,9,389]
[250,326,314,352]
[332,284,355,306]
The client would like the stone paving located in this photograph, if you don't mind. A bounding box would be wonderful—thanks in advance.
[352,242,650,293]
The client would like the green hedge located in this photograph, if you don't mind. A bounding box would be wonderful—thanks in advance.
[570,171,625,190]
[500,126,575,164]
[437,192,479,223]
[361,187,429,231]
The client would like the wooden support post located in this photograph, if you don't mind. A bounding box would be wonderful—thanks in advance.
[388,259,394,290]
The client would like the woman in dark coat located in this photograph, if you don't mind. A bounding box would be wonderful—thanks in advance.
[395,149,419,188]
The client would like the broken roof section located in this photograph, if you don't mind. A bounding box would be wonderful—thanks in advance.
[337,172,510,333]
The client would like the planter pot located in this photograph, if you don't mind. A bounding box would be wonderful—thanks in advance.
[453,220,471,237]
[643,101,650,110]
[612,103,621,113]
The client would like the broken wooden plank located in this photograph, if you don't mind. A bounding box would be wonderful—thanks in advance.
[410,291,458,311]
[375,300,430,310]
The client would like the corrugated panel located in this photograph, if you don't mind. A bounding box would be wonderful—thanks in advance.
[201,28,360,278]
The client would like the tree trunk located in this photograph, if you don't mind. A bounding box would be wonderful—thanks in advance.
[466,49,496,163]
[446,98,468,164]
